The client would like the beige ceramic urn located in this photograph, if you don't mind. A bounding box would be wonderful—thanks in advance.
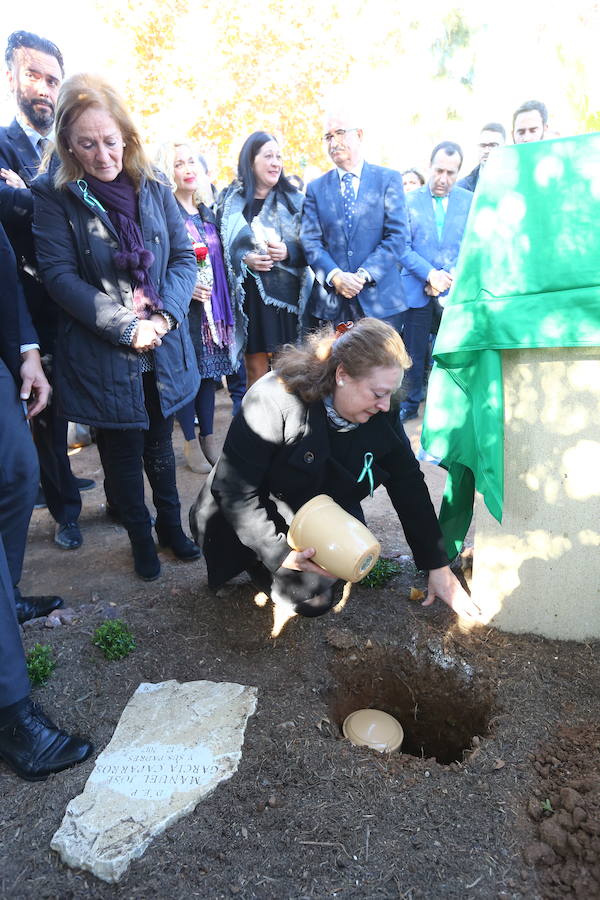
[287,494,381,583]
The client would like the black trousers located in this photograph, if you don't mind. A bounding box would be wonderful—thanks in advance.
[0,361,36,705]
[31,399,82,525]
[95,374,181,542]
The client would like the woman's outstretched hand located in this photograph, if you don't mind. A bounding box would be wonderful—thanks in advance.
[422,565,481,620]
[281,548,336,579]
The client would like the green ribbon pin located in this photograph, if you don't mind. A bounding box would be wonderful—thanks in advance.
[357,452,374,497]
[77,179,107,213]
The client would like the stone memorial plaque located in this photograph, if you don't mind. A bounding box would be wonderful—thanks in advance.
[51,679,258,883]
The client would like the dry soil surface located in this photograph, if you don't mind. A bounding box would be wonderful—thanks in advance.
[2,393,599,899]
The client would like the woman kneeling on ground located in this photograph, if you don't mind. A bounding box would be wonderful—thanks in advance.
[190,318,479,620]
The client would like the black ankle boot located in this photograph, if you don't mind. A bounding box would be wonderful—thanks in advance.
[130,536,161,580]
[155,523,202,561]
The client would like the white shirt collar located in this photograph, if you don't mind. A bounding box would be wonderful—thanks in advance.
[16,112,54,152]
[335,159,364,182]
[429,189,450,211]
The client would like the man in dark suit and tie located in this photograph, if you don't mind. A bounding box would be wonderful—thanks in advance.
[0,30,93,553]
[300,107,407,330]
[399,141,473,422]
[0,222,93,780]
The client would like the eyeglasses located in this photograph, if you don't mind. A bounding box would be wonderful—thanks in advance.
[478,142,500,150]
[323,128,359,144]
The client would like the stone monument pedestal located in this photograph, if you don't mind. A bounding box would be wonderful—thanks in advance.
[470,347,600,640]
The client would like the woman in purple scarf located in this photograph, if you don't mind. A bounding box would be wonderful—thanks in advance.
[154,141,239,474]
[32,75,201,581]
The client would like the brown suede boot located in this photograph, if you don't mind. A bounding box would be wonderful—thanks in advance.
[199,434,220,467]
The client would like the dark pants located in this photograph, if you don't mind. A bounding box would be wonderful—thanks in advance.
[380,310,407,334]
[0,361,36,706]
[226,359,247,417]
[176,379,218,439]
[305,306,406,336]
[96,374,181,542]
[400,301,436,416]
[31,400,81,526]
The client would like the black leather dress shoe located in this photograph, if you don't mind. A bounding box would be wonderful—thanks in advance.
[76,477,96,492]
[0,701,93,781]
[15,595,64,624]
[54,521,83,550]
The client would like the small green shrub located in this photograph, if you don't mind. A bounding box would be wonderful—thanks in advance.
[26,643,56,686]
[93,619,136,660]
[361,557,403,588]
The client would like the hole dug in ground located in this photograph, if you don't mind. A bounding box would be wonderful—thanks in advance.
[328,645,495,765]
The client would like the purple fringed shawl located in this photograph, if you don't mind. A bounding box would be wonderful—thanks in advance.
[84,172,162,319]
[184,215,234,351]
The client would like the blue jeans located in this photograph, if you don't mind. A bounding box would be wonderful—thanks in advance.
[176,379,218,439]
[400,302,435,415]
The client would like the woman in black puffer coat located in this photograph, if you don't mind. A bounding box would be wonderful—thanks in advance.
[32,74,201,581]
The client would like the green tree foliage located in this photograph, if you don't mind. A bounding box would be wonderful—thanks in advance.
[101,0,356,183]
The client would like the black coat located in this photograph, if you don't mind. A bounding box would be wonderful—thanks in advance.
[458,165,480,193]
[190,372,448,588]
[31,172,200,429]
[0,222,37,379]
[0,119,58,353]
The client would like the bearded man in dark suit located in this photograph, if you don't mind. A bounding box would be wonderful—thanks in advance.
[0,30,93,553]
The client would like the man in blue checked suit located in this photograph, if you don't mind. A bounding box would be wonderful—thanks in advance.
[399,141,472,422]
[300,108,407,330]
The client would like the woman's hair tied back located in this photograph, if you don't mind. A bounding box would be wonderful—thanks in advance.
[276,317,411,404]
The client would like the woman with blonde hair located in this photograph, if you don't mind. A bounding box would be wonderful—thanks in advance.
[154,140,239,473]
[32,74,201,580]
[191,317,480,620]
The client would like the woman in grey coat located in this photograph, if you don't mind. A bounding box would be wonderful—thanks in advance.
[32,74,201,581]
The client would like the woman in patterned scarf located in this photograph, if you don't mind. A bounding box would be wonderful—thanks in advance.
[218,131,312,388]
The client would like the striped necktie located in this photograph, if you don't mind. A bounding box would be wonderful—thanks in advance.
[37,137,49,160]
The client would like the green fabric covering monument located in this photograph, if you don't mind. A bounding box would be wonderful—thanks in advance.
[422,133,600,558]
